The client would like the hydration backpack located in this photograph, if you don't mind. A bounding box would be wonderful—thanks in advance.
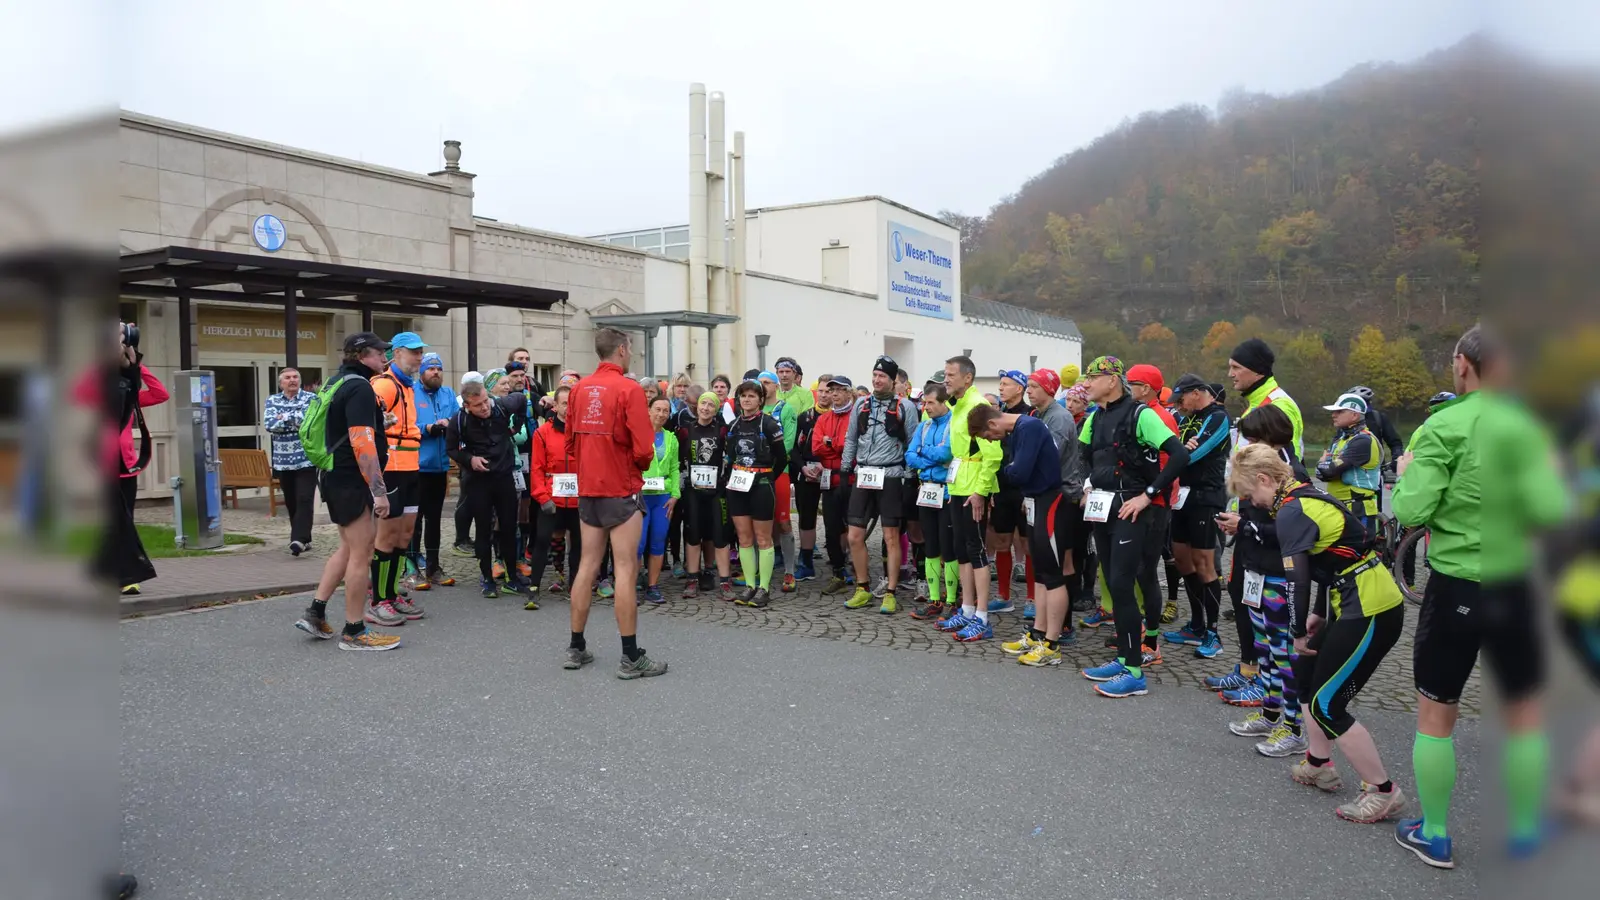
[299,374,355,471]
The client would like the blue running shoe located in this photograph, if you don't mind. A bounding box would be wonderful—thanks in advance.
[1057,629,1079,646]
[794,560,816,582]
[988,598,1015,614]
[1081,607,1114,628]
[1222,682,1267,707]
[1395,819,1454,870]
[1163,623,1205,646]
[1083,659,1130,682]
[1196,630,1224,659]
[937,613,972,633]
[1204,664,1248,691]
[954,619,994,642]
[1094,672,1148,698]
[1023,602,1036,620]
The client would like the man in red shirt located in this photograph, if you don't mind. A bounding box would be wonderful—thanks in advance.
[565,327,668,679]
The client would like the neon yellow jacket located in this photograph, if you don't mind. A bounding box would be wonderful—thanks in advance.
[948,387,1002,497]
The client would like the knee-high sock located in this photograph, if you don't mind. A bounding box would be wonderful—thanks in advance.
[369,550,386,605]
[1183,573,1206,628]
[738,545,757,589]
[1202,579,1222,632]
[1414,733,1457,840]
[758,547,775,590]
[779,530,796,576]
[924,557,942,603]
[1164,558,1181,605]
[995,550,1012,600]
[943,560,959,607]
[1505,731,1550,841]
[1024,555,1035,602]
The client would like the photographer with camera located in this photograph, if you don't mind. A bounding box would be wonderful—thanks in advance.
[75,322,168,597]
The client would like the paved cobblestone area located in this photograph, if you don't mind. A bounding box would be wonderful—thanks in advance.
[134,490,1482,716]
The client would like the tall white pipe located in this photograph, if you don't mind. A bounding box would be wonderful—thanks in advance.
[731,130,747,374]
[707,91,729,374]
[688,84,709,370]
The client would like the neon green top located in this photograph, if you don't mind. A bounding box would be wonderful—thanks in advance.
[948,387,1002,497]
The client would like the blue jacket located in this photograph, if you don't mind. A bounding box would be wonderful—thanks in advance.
[904,411,953,483]
[999,414,1062,498]
[414,382,460,473]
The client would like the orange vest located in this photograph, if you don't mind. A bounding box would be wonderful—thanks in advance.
[371,371,422,472]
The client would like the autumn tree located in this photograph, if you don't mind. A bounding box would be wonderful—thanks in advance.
[1383,338,1438,412]
[1277,331,1340,413]
[1079,320,1133,364]
[1136,322,1179,372]
[1346,325,1390,399]
[1255,211,1332,319]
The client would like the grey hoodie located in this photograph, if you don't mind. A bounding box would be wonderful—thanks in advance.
[1035,401,1086,501]
[842,392,918,477]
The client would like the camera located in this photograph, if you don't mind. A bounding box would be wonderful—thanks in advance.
[122,322,140,348]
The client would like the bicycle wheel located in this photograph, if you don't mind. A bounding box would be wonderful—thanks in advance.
[1393,527,1429,605]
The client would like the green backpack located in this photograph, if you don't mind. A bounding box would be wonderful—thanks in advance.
[299,374,356,471]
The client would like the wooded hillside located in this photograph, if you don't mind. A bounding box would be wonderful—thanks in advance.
[945,36,1496,414]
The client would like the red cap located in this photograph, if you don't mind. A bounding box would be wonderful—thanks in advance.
[1126,363,1164,393]
[1029,367,1061,396]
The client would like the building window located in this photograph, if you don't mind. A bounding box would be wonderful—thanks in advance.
[665,229,689,244]
[530,365,558,393]
[373,316,412,339]
[663,244,690,260]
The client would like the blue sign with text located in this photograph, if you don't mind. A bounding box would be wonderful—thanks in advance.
[886,220,954,320]
[253,214,287,252]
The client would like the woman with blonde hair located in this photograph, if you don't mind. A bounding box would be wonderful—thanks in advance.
[1229,443,1409,825]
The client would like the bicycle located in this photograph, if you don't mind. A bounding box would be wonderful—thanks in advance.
[1371,512,1428,605]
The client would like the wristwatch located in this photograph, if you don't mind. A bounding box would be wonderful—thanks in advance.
[1144,486,1158,498]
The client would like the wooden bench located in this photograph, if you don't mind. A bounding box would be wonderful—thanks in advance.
[219,448,280,516]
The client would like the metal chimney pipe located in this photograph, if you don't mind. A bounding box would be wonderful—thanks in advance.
[688,84,709,367]
[707,92,729,374]
[730,130,747,374]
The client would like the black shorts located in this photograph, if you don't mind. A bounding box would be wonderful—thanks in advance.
[950,495,990,567]
[1027,489,1077,591]
[320,468,373,527]
[918,494,954,560]
[1304,605,1404,739]
[846,475,907,529]
[685,489,731,549]
[901,478,924,525]
[578,495,644,529]
[1171,502,1222,550]
[990,489,1025,535]
[1414,572,1543,705]
[726,477,776,521]
[381,470,419,520]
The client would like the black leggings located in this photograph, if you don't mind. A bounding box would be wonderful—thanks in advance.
[1297,605,1404,739]
[454,470,472,546]
[466,473,519,581]
[530,505,581,587]
[1069,504,1094,603]
[1228,553,1260,665]
[409,471,449,564]
[821,483,852,574]
[1093,503,1166,666]
[795,478,821,532]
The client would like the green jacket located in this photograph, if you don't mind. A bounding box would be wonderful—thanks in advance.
[1392,391,1480,581]
[770,384,813,455]
[1479,392,1569,581]
[1243,376,1304,459]
[642,430,681,498]
[948,387,1002,497]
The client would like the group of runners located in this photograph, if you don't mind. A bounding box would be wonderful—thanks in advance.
[286,320,1600,873]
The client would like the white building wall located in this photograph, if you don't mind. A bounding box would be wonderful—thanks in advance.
[745,199,882,294]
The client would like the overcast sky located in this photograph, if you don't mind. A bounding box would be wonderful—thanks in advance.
[5,1,1598,236]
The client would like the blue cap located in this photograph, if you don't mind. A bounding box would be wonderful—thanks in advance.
[998,369,1028,387]
[757,370,779,384]
[421,352,443,371]
[390,331,428,350]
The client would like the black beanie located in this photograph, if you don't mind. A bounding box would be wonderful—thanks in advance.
[873,355,900,380]
[1229,338,1275,377]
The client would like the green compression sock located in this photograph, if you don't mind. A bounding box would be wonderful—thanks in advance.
[925,557,943,603]
[738,545,757,589]
[1101,564,1112,613]
[758,547,775,590]
[1505,730,1550,841]
[1413,732,1457,840]
[944,560,960,606]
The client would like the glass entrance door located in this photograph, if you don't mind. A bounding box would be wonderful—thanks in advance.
[204,361,330,452]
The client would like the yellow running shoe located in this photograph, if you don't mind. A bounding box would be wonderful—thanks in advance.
[1018,644,1062,667]
[878,594,898,615]
[1002,634,1039,656]
[1161,601,1178,624]
[844,588,873,609]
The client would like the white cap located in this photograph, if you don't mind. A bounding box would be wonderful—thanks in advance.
[1323,392,1368,415]
[461,370,484,386]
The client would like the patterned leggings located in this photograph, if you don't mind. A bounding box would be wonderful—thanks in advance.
[1247,577,1302,734]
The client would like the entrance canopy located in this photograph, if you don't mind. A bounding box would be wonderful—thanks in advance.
[120,245,569,370]
[588,310,739,378]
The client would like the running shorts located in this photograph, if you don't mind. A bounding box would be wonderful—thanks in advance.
[725,476,776,521]
[847,475,907,529]
[320,469,373,527]
[578,495,644,529]
[380,470,419,520]
[1414,572,1543,705]
[1304,605,1404,739]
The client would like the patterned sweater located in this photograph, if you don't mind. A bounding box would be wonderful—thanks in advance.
[263,390,313,471]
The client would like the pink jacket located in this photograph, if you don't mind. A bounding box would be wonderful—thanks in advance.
[74,365,168,477]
